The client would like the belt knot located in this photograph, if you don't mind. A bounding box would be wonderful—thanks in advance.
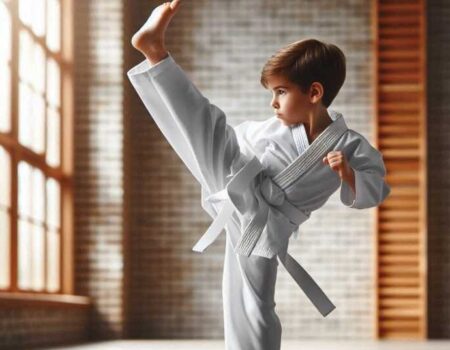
[260,175,285,206]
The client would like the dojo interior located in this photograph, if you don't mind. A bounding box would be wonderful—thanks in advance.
[0,0,449,349]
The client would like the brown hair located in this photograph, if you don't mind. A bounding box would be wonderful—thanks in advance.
[260,38,346,108]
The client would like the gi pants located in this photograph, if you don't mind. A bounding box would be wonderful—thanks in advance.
[223,214,286,350]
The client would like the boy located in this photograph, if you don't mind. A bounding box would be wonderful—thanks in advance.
[127,1,391,349]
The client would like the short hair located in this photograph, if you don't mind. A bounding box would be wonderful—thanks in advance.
[260,38,346,108]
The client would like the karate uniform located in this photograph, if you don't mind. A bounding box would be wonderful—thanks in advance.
[127,53,391,350]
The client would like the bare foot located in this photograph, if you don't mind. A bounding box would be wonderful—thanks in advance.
[131,0,182,64]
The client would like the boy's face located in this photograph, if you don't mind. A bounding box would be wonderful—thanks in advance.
[266,74,312,127]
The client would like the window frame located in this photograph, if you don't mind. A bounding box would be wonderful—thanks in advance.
[0,0,75,297]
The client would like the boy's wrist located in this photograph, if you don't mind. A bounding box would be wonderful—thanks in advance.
[341,167,356,194]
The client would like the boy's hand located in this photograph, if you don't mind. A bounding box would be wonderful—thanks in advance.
[131,0,183,64]
[323,151,356,193]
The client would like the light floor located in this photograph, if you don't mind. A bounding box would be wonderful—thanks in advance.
[45,339,450,350]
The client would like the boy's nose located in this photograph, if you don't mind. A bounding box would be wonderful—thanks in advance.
[271,99,278,109]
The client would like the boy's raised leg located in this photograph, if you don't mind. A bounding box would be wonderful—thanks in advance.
[131,0,182,65]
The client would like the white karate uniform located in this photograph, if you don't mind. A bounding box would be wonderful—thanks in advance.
[127,53,391,350]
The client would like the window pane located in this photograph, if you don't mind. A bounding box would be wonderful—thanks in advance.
[19,0,45,37]
[0,146,10,207]
[18,162,45,221]
[46,177,60,229]
[19,30,45,94]
[47,57,60,108]
[32,224,45,291]
[32,167,45,223]
[32,43,45,94]
[18,82,31,148]
[19,82,45,153]
[18,161,32,217]
[47,228,59,292]
[46,0,60,52]
[19,30,32,84]
[19,30,46,152]
[46,107,60,167]
[18,0,32,28]
[32,92,45,153]
[0,210,10,289]
[18,219,31,290]
[0,2,11,61]
[18,163,46,291]
[0,147,11,289]
[46,179,60,291]
[0,65,11,133]
[0,2,11,132]
[32,0,46,37]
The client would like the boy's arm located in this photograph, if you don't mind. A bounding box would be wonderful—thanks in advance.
[339,136,391,209]
[127,53,241,194]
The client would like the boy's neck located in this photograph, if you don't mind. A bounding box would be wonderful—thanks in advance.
[303,109,334,144]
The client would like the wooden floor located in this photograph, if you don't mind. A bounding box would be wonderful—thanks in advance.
[45,339,450,350]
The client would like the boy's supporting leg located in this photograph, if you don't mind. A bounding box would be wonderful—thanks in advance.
[222,225,282,350]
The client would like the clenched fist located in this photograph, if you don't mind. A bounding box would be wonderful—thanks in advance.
[323,150,355,193]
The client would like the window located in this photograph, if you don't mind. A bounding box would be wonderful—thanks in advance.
[0,0,72,294]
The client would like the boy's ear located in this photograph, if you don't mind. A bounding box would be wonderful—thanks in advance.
[309,82,324,104]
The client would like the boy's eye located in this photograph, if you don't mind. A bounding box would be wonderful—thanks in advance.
[277,90,285,95]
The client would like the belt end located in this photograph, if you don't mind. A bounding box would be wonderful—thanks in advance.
[192,244,206,253]
[320,304,336,318]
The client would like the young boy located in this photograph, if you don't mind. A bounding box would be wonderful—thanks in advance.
[127,1,391,349]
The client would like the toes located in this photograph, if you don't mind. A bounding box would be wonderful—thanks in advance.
[170,0,181,11]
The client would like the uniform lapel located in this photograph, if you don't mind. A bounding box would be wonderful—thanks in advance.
[274,114,348,189]
[291,123,310,156]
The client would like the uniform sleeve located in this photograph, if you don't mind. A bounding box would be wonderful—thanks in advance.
[340,135,391,209]
[127,53,241,194]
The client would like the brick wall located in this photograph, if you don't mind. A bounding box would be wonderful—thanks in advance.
[73,0,125,340]
[426,0,450,339]
[126,0,375,339]
[0,305,89,349]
